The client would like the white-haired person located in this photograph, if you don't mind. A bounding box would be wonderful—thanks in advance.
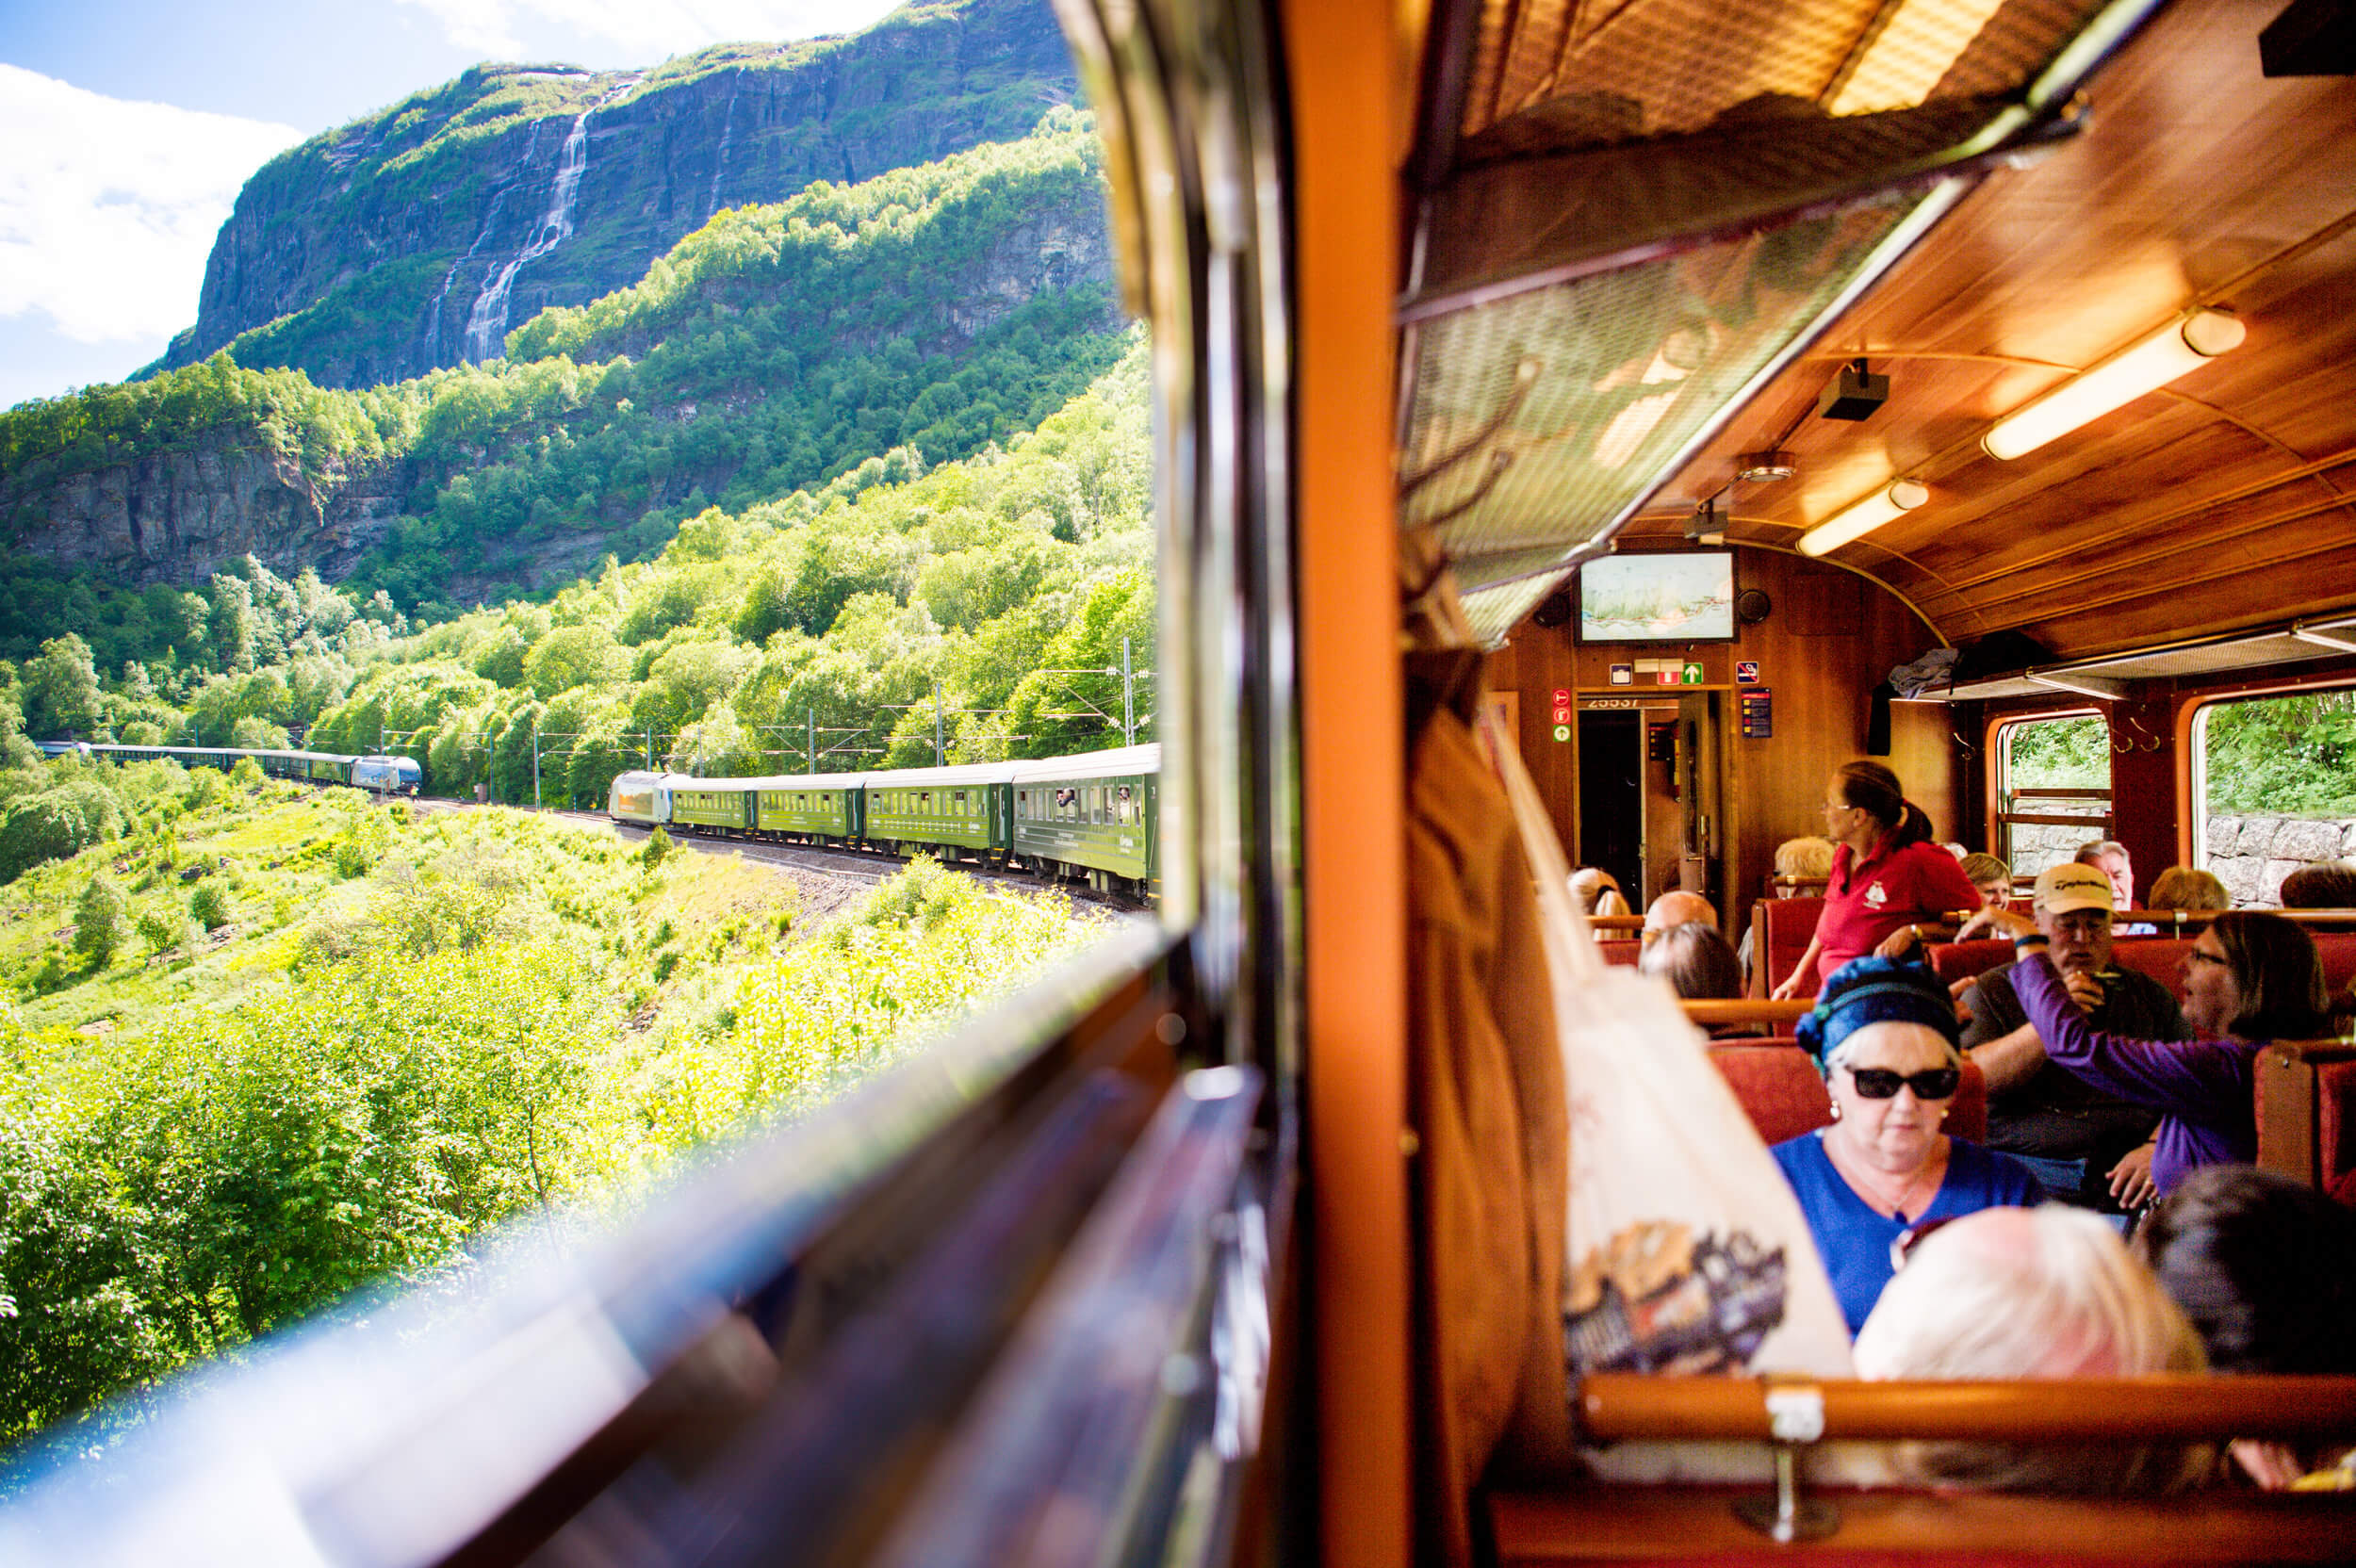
[1774,956,2042,1335]
[1855,1204,2210,1494]
[1568,865,1629,918]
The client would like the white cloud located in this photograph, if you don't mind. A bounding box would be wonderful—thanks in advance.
[0,66,303,347]
[393,0,905,62]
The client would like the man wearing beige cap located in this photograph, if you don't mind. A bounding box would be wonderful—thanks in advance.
[1958,862,2187,1214]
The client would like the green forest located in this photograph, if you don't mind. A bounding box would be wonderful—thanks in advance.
[2005,701,2356,818]
[0,758,1105,1445]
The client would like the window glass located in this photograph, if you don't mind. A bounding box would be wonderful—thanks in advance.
[1995,714,2112,883]
[2193,688,2356,906]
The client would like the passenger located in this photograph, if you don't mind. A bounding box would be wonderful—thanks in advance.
[1958,864,2179,1211]
[2278,860,2356,909]
[1773,835,1836,892]
[1641,889,1716,940]
[1771,957,2042,1334]
[2149,865,2230,912]
[1984,908,2332,1197]
[1771,761,1981,999]
[1741,836,1836,982]
[1854,1205,2209,1494]
[1568,866,1630,918]
[2137,1165,2356,1489]
[1951,852,2016,939]
[1636,922,1743,1004]
[2076,839,2137,911]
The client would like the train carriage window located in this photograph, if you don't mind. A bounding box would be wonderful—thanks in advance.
[1995,713,2113,884]
[2191,687,2356,905]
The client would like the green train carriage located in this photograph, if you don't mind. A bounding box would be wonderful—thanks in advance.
[665,776,758,834]
[858,763,1016,863]
[750,774,862,844]
[1008,744,1159,898]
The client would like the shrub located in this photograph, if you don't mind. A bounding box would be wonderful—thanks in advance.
[73,877,128,968]
[189,883,229,932]
[334,838,374,879]
[185,769,223,809]
[136,906,181,957]
[641,826,673,867]
[229,758,266,790]
[0,782,123,883]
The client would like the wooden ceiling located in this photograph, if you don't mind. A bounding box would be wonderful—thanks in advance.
[1612,0,2356,660]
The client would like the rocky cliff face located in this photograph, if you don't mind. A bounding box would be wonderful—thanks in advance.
[8,440,405,590]
[158,0,1078,387]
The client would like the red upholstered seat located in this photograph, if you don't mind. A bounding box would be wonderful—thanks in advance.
[1930,939,2011,988]
[2109,937,2194,999]
[1598,939,1642,967]
[1756,897,1824,997]
[2320,1059,2356,1208]
[2314,932,2356,995]
[1710,1044,1986,1146]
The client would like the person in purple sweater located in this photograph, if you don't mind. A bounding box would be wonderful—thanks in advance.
[1988,909,2332,1198]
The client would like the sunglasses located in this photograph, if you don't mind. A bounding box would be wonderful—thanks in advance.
[1846,1067,1960,1101]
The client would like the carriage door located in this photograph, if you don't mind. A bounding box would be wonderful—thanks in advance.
[1576,709,1645,902]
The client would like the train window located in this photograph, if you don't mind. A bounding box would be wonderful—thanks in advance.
[1994,713,2113,882]
[2190,687,2356,905]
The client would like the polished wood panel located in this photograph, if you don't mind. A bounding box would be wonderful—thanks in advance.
[1495,1485,2356,1564]
[1637,0,2356,660]
[1494,547,1960,932]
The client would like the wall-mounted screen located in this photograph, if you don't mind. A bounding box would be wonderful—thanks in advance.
[1578,551,1736,642]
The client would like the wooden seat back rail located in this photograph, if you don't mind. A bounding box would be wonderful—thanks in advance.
[1682,999,1813,1027]
[1576,1374,2356,1444]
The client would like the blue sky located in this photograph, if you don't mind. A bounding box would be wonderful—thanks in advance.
[0,0,902,411]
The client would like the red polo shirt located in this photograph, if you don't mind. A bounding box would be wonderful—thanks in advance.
[1810,838,1982,991]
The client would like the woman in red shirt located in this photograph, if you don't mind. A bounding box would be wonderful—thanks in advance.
[1771,760,1981,999]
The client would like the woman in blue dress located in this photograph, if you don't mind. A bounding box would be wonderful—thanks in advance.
[1772,956,2045,1334]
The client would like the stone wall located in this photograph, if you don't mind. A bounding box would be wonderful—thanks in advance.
[2202,814,2356,906]
[2004,816,2111,882]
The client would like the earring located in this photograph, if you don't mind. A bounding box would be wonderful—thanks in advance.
[1829,1102,1842,1120]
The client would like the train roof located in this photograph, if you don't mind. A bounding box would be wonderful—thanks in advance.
[41,742,362,765]
[1006,743,1162,783]
[857,761,1020,789]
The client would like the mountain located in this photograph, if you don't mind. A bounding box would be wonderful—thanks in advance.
[154,0,1080,389]
[0,110,1122,657]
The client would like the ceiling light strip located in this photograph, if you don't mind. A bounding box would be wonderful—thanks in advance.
[1797,479,1928,557]
[1982,308,2247,461]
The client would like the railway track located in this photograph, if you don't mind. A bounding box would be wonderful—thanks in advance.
[406,796,1154,916]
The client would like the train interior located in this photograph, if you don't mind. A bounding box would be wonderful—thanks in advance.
[8,0,2356,1564]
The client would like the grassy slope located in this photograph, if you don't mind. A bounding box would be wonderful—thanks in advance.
[0,760,1112,1444]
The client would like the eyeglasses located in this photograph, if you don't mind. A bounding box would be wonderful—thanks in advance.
[1847,1067,1960,1100]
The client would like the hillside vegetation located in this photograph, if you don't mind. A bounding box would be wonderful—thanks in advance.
[0,754,1107,1444]
[0,328,1153,833]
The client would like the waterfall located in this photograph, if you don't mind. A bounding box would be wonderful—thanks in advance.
[461,75,642,363]
[704,78,743,222]
[424,122,543,365]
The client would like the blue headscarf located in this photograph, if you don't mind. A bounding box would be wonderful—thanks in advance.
[1796,956,1963,1076]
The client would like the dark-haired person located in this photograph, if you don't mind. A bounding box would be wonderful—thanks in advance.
[1770,956,2042,1334]
[2279,859,2356,910]
[1988,909,2333,1196]
[1771,761,1981,999]
[1637,921,1743,1009]
[2138,1165,2356,1488]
